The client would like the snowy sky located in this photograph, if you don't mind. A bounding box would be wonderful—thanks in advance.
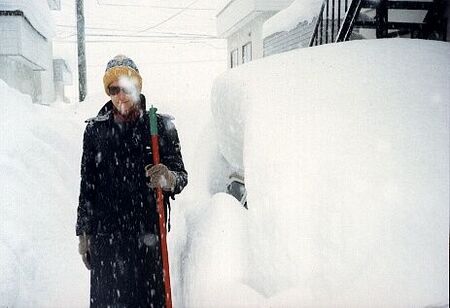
[51,0,227,102]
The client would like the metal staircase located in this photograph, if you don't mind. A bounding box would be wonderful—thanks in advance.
[309,0,448,47]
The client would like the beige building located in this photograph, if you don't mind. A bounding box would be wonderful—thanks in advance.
[216,0,295,68]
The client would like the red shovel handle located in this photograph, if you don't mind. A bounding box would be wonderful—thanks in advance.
[149,106,172,308]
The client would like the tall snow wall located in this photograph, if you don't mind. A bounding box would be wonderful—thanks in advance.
[210,39,449,306]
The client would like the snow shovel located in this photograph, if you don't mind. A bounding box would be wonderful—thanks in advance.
[149,105,172,308]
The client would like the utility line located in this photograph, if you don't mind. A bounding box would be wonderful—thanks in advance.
[94,0,213,35]
[86,33,220,39]
[54,39,222,44]
[189,40,226,49]
[56,32,220,40]
[54,37,226,50]
[55,24,216,38]
[96,0,214,10]
[137,0,200,33]
[96,0,214,11]
[88,0,210,34]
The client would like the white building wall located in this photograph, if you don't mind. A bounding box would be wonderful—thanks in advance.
[0,14,55,103]
[226,12,275,68]
[19,17,50,70]
[0,0,54,38]
[217,0,256,38]
[53,58,72,103]
[0,16,19,55]
[255,0,295,11]
[217,0,294,37]
[0,16,39,101]
[0,56,40,103]
[17,15,55,104]
[217,1,296,68]
[38,41,55,104]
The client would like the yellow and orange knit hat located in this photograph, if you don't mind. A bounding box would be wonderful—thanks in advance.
[103,55,142,95]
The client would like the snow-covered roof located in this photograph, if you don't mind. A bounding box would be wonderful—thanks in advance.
[216,0,295,38]
[262,0,322,38]
[0,0,55,38]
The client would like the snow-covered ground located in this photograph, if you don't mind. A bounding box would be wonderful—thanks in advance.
[1,39,449,307]
[263,0,322,38]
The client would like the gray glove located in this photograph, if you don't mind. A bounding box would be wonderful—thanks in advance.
[78,234,91,270]
[145,163,176,191]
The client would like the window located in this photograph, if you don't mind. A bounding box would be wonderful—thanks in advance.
[230,49,238,68]
[242,42,252,64]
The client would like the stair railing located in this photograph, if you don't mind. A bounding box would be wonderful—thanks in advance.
[309,0,359,46]
[309,0,447,46]
[335,0,363,41]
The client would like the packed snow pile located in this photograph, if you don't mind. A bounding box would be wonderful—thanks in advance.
[205,39,449,306]
[0,80,88,306]
[262,0,322,38]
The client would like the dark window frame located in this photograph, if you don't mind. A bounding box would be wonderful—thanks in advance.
[242,41,252,64]
[230,48,238,68]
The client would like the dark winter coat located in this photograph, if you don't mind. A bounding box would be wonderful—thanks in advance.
[76,94,187,307]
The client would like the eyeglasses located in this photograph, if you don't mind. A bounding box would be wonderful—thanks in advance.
[108,86,133,95]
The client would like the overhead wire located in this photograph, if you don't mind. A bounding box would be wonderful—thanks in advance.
[86,33,219,39]
[67,1,215,37]
[57,34,221,41]
[53,39,223,45]
[55,32,221,44]
[136,0,200,33]
[55,0,226,59]
[96,0,214,11]
[55,24,217,38]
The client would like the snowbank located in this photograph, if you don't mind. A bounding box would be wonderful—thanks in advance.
[0,80,88,306]
[182,193,260,306]
[262,0,322,38]
[207,39,449,306]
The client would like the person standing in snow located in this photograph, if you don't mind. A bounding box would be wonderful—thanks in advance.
[76,55,188,307]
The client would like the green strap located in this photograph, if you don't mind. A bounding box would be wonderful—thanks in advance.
[149,105,158,136]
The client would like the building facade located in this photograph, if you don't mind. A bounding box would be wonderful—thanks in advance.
[216,0,295,68]
[217,0,450,67]
[263,0,449,56]
[0,0,64,104]
[53,58,72,104]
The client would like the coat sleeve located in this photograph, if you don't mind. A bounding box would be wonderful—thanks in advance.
[158,116,188,197]
[76,125,97,236]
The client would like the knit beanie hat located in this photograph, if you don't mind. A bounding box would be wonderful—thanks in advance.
[103,55,142,95]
